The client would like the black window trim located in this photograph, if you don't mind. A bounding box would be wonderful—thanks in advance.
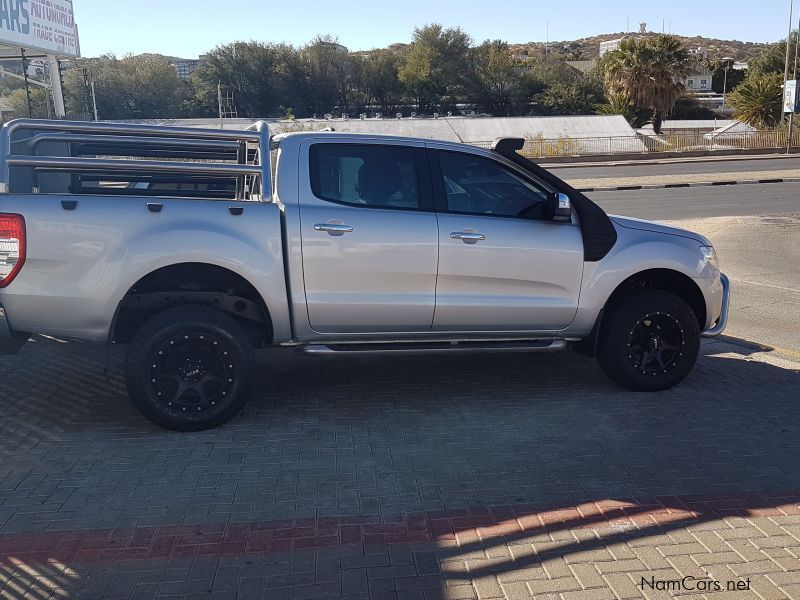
[428,147,559,222]
[308,142,435,213]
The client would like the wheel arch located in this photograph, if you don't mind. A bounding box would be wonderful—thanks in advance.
[576,268,706,357]
[110,262,274,346]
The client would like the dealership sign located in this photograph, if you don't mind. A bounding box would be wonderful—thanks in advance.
[0,0,79,57]
[784,80,799,114]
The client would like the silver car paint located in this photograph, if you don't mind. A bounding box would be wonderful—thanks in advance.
[296,138,439,334]
[434,213,584,332]
[0,194,291,342]
[0,130,725,346]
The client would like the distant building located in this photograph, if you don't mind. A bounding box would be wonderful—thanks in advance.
[171,57,205,79]
[317,41,348,53]
[388,43,409,53]
[566,60,596,74]
[682,47,713,92]
[599,37,629,56]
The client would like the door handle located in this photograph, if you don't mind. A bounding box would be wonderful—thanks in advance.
[450,231,485,242]
[314,223,354,235]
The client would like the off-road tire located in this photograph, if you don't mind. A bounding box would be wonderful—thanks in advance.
[597,289,700,391]
[125,305,254,431]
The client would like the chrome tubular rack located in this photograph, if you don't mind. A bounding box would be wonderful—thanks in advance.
[0,119,271,201]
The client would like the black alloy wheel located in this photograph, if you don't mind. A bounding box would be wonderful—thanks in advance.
[126,305,254,431]
[626,312,685,376]
[597,289,700,391]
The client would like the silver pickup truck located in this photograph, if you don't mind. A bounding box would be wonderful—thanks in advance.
[0,119,729,430]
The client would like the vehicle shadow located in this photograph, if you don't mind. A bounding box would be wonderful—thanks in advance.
[0,337,799,598]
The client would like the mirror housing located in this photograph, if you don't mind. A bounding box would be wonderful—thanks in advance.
[553,192,572,222]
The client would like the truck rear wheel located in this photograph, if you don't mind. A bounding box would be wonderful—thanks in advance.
[125,305,254,431]
[597,289,700,391]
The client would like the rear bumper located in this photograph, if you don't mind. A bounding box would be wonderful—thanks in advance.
[0,304,29,355]
[701,273,730,338]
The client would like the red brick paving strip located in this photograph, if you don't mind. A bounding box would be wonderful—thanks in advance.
[2,491,799,567]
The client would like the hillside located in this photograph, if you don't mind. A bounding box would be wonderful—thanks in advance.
[510,31,769,62]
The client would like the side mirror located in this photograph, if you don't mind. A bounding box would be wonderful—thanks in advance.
[553,192,572,222]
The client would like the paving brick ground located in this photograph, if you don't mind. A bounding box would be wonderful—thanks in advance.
[0,336,799,599]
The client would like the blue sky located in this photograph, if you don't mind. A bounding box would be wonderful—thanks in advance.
[75,0,793,58]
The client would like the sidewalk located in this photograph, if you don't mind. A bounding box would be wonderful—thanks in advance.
[562,168,800,192]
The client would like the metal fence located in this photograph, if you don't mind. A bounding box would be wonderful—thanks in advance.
[474,130,800,158]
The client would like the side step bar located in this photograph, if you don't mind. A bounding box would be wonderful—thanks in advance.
[301,340,568,356]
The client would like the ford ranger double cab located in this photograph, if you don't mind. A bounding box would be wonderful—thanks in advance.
[0,119,729,431]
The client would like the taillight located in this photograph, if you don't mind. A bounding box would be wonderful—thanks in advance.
[0,214,25,288]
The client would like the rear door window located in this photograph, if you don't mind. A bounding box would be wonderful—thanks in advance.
[309,144,422,210]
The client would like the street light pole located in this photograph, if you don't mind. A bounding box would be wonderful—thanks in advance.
[787,13,800,153]
[721,57,734,110]
[722,67,728,108]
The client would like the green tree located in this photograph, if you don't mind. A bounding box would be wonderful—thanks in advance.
[399,24,471,113]
[465,40,521,116]
[193,42,302,118]
[534,81,603,115]
[747,32,798,77]
[670,96,718,120]
[708,58,745,94]
[6,87,51,118]
[595,93,649,127]
[64,54,190,120]
[302,37,358,114]
[602,34,693,133]
[360,49,405,114]
[527,56,584,87]
[728,72,783,128]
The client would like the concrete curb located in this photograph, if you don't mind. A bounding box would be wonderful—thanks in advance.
[545,151,800,169]
[538,147,800,166]
[576,177,800,193]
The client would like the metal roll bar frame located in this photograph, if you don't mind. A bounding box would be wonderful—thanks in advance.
[0,119,272,201]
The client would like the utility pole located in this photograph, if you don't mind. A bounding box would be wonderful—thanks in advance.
[218,81,224,126]
[784,0,795,124]
[82,67,99,121]
[20,49,33,118]
[82,68,91,117]
[545,21,549,56]
[90,81,99,121]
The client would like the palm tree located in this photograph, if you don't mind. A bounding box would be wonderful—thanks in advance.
[595,93,649,127]
[728,73,783,129]
[602,35,693,133]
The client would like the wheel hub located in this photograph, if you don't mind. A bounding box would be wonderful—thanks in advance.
[148,333,235,411]
[179,358,206,382]
[627,312,685,375]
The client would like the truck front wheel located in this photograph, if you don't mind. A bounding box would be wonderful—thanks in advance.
[596,289,700,391]
[125,305,254,431]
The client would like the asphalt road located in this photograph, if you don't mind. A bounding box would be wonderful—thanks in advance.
[549,155,800,180]
[587,181,799,221]
[589,183,800,358]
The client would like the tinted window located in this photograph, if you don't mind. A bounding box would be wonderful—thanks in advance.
[310,144,420,209]
[438,151,551,219]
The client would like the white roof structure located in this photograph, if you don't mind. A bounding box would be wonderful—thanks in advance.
[641,119,740,131]
[123,115,647,155]
[707,120,757,136]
